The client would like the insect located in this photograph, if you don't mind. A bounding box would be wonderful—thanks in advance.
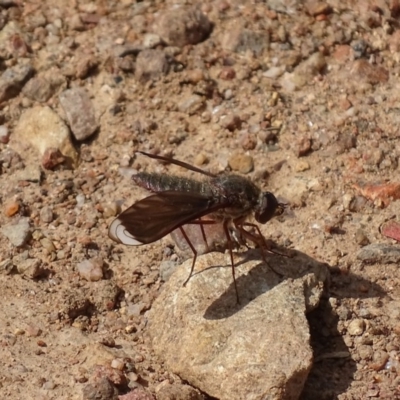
[108,151,285,303]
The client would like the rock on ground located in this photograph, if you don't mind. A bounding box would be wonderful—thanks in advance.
[11,105,78,166]
[148,251,329,400]
[59,87,99,141]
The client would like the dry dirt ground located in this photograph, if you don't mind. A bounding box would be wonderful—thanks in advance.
[1,0,400,399]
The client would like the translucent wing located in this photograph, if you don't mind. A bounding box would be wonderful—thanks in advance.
[108,191,222,245]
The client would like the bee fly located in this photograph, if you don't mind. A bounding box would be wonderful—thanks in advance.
[108,151,285,303]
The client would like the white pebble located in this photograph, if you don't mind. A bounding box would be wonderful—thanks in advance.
[76,258,103,281]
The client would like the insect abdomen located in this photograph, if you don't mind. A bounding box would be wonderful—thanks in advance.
[133,172,208,194]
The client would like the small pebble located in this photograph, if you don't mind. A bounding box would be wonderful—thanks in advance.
[294,136,311,157]
[128,380,142,390]
[125,325,136,334]
[238,132,257,150]
[0,125,10,143]
[143,33,162,48]
[347,319,365,336]
[17,258,44,279]
[127,372,139,382]
[99,337,116,347]
[127,302,146,316]
[342,193,354,210]
[56,250,66,260]
[0,64,33,103]
[4,201,20,217]
[156,6,212,46]
[351,59,389,84]
[81,379,114,400]
[102,203,118,218]
[224,89,234,100]
[26,325,42,337]
[263,66,285,79]
[77,258,104,281]
[135,49,171,82]
[0,217,31,247]
[357,244,400,263]
[78,236,92,247]
[200,111,211,123]
[337,306,351,321]
[40,237,56,252]
[32,230,44,241]
[65,214,76,225]
[371,350,389,371]
[42,148,65,169]
[194,153,208,166]
[294,160,310,172]
[59,88,99,141]
[0,259,14,274]
[134,354,144,363]
[111,358,125,371]
[228,153,254,174]
[355,229,370,246]
[184,69,205,84]
[381,220,400,242]
[178,94,204,115]
[3,334,17,346]
[219,114,241,131]
[40,206,54,223]
[219,67,236,80]
[42,380,55,390]
[13,106,78,167]
[159,261,178,282]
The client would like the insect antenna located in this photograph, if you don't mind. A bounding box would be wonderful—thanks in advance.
[136,151,216,178]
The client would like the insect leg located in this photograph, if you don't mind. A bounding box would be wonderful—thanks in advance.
[222,220,240,304]
[235,222,283,278]
[188,217,210,252]
[241,222,288,257]
[179,226,198,287]
[183,218,213,252]
[199,218,209,252]
[178,220,218,286]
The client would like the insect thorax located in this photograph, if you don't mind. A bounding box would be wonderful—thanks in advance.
[209,174,261,220]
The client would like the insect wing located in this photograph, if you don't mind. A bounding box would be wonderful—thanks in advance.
[108,191,217,245]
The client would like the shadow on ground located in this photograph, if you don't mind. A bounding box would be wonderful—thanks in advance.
[193,247,384,399]
[301,265,386,399]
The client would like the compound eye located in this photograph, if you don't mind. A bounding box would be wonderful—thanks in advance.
[255,192,279,224]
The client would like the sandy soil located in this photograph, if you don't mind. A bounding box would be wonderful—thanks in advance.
[1,1,400,399]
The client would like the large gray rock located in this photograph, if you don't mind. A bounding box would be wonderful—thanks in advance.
[148,250,329,400]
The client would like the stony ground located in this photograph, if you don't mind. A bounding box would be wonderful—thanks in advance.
[1,0,400,399]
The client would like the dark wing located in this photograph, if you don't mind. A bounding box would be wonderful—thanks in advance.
[108,191,222,245]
